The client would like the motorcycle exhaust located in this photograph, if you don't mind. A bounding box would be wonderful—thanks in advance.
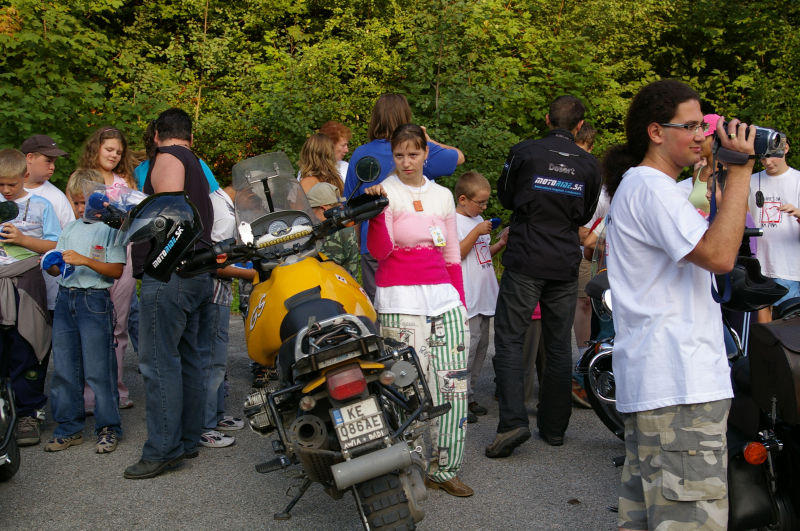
[288,414,328,449]
[331,443,413,490]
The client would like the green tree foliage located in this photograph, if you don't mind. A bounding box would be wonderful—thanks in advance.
[1,0,798,197]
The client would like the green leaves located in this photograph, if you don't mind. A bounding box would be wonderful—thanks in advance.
[1,0,798,192]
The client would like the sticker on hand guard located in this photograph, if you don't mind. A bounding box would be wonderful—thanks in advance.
[437,369,468,394]
[335,274,347,283]
[533,176,585,197]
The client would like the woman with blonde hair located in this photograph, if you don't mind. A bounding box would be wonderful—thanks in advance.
[78,126,138,412]
[298,133,344,195]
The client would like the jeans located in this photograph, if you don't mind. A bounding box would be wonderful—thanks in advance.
[139,273,213,462]
[51,287,120,437]
[204,302,230,430]
[2,327,48,418]
[493,269,577,436]
[128,291,139,354]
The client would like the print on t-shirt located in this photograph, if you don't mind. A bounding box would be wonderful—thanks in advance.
[762,200,782,226]
[474,235,492,265]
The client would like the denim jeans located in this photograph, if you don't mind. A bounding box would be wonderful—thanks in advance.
[139,273,213,462]
[203,302,230,430]
[493,269,577,436]
[51,287,120,437]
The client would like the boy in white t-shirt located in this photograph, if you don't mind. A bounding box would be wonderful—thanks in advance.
[454,171,508,422]
[748,143,800,321]
[20,135,76,313]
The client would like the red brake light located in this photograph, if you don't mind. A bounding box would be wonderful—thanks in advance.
[326,364,366,401]
[744,442,768,465]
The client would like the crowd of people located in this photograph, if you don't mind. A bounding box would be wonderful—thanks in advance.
[2,83,798,528]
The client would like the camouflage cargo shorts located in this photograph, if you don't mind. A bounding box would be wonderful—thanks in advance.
[618,399,731,530]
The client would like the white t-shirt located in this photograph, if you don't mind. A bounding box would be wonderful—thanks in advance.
[209,189,235,243]
[748,167,800,281]
[456,213,499,318]
[676,177,693,196]
[583,186,610,230]
[25,181,75,228]
[606,165,731,413]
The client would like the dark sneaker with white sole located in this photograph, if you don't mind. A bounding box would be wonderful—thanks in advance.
[15,416,41,446]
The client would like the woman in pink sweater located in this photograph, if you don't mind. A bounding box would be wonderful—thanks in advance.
[365,124,472,497]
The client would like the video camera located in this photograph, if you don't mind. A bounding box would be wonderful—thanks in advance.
[720,121,786,158]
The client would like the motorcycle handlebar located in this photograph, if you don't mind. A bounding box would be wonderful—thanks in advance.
[325,195,389,224]
[178,196,388,277]
[743,227,763,238]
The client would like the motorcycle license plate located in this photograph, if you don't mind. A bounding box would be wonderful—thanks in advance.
[331,397,388,450]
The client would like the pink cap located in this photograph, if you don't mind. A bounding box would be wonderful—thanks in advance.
[704,114,722,137]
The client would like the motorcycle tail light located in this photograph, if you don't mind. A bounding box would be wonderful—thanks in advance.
[326,364,366,401]
[744,442,768,465]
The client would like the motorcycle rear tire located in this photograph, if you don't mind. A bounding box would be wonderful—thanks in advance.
[585,368,625,441]
[355,473,415,530]
[767,490,799,530]
[0,436,20,482]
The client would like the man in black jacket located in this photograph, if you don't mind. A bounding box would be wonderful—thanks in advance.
[486,95,601,457]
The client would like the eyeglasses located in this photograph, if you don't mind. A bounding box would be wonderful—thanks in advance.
[659,122,710,135]
[467,197,489,208]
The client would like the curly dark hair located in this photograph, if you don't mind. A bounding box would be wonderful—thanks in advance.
[603,80,700,198]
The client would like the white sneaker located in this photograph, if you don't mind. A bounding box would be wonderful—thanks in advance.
[216,416,245,431]
[199,430,235,448]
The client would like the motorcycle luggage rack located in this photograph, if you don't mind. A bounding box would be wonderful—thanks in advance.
[290,315,384,379]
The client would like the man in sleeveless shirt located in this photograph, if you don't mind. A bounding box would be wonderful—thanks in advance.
[124,109,216,479]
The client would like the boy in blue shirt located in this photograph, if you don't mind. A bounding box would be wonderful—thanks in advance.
[0,148,61,447]
[43,169,126,453]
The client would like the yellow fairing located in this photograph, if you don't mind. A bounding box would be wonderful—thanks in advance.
[245,255,377,367]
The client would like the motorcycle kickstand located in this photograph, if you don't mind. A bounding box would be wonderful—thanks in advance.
[274,478,313,521]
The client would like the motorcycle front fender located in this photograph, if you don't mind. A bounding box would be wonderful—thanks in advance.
[575,340,614,374]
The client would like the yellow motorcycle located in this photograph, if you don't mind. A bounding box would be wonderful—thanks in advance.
[168,153,446,530]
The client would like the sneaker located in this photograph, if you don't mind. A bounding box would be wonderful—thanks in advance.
[44,433,84,452]
[485,426,531,458]
[467,411,478,424]
[571,377,591,409]
[199,430,235,448]
[119,397,134,409]
[96,427,119,454]
[468,401,488,416]
[216,416,244,431]
[15,416,41,446]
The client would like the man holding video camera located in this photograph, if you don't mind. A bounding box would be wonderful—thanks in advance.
[603,80,757,530]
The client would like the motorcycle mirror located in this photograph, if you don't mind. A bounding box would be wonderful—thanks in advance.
[354,156,381,184]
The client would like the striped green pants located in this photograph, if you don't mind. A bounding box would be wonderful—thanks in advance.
[379,305,469,482]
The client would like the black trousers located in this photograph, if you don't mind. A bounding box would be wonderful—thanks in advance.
[493,269,577,436]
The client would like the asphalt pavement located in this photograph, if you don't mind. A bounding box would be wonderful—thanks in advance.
[0,315,623,530]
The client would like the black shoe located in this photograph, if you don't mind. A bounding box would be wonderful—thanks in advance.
[123,456,184,479]
[467,411,478,424]
[468,401,488,416]
[184,450,199,459]
[485,427,531,458]
[539,431,564,447]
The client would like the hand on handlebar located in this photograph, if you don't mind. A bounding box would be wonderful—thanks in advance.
[364,184,386,196]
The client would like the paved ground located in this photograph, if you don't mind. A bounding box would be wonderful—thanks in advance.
[0,316,623,530]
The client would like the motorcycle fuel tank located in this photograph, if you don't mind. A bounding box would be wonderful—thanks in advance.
[245,255,377,367]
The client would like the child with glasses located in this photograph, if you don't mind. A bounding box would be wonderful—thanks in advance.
[454,171,508,422]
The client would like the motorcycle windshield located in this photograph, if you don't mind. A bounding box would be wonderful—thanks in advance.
[231,152,318,251]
